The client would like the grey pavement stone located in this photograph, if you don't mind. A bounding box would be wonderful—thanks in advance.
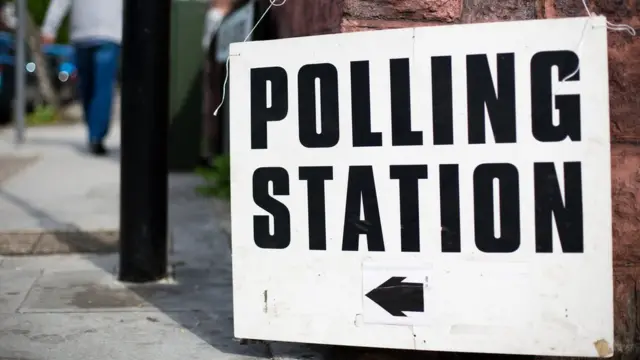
[0,254,118,273]
[212,197,231,236]
[31,230,118,254]
[18,269,231,314]
[0,124,120,233]
[0,312,268,360]
[0,232,39,255]
[0,269,41,313]
[0,230,119,256]
[0,249,271,360]
[0,155,38,184]
[18,270,149,313]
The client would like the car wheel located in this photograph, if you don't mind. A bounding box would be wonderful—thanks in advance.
[0,105,11,125]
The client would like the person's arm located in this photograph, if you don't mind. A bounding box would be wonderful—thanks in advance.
[41,0,71,42]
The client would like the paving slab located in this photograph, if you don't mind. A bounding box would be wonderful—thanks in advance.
[0,253,269,360]
[18,269,230,314]
[0,231,40,255]
[0,244,269,360]
[0,230,119,256]
[0,124,121,234]
[0,253,119,273]
[0,154,39,184]
[0,312,269,360]
[0,269,41,313]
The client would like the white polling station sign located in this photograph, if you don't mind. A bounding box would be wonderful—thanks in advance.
[229,16,613,358]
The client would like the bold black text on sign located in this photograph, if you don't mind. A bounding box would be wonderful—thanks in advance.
[248,51,583,254]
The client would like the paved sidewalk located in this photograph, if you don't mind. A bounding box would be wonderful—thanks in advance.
[0,174,322,360]
[0,124,326,360]
[0,123,120,254]
[0,123,490,360]
[0,123,120,232]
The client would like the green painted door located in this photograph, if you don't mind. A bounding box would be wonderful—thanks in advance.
[168,0,208,171]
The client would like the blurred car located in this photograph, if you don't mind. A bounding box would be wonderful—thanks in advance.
[39,43,79,104]
[0,31,79,125]
[0,51,12,124]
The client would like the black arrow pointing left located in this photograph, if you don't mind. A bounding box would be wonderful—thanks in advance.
[365,276,424,317]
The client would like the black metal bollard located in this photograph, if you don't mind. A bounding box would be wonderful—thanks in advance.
[119,0,171,282]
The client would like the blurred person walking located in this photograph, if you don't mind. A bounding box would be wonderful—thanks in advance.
[41,0,122,155]
[200,0,231,167]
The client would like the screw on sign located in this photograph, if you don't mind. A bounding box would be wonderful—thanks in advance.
[229,17,613,358]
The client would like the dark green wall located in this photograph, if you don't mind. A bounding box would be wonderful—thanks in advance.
[168,0,209,171]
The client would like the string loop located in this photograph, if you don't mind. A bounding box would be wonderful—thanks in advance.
[213,0,287,116]
[562,0,635,81]
[213,0,636,104]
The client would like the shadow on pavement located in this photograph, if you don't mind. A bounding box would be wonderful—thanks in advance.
[0,189,118,254]
[18,135,121,162]
[0,174,271,359]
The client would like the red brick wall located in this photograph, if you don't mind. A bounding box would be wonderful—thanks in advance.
[262,0,344,37]
[263,0,640,357]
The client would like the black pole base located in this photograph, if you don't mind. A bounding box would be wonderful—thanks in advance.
[118,265,168,283]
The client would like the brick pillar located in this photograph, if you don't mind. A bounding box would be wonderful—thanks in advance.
[263,0,640,358]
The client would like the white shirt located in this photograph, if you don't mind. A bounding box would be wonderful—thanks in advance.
[42,0,123,44]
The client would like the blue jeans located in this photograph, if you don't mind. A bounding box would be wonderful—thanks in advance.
[74,41,120,143]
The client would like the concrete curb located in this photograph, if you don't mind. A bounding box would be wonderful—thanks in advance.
[0,229,118,255]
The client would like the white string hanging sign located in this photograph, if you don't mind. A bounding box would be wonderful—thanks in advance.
[213,0,287,116]
[213,0,636,113]
[561,0,635,81]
